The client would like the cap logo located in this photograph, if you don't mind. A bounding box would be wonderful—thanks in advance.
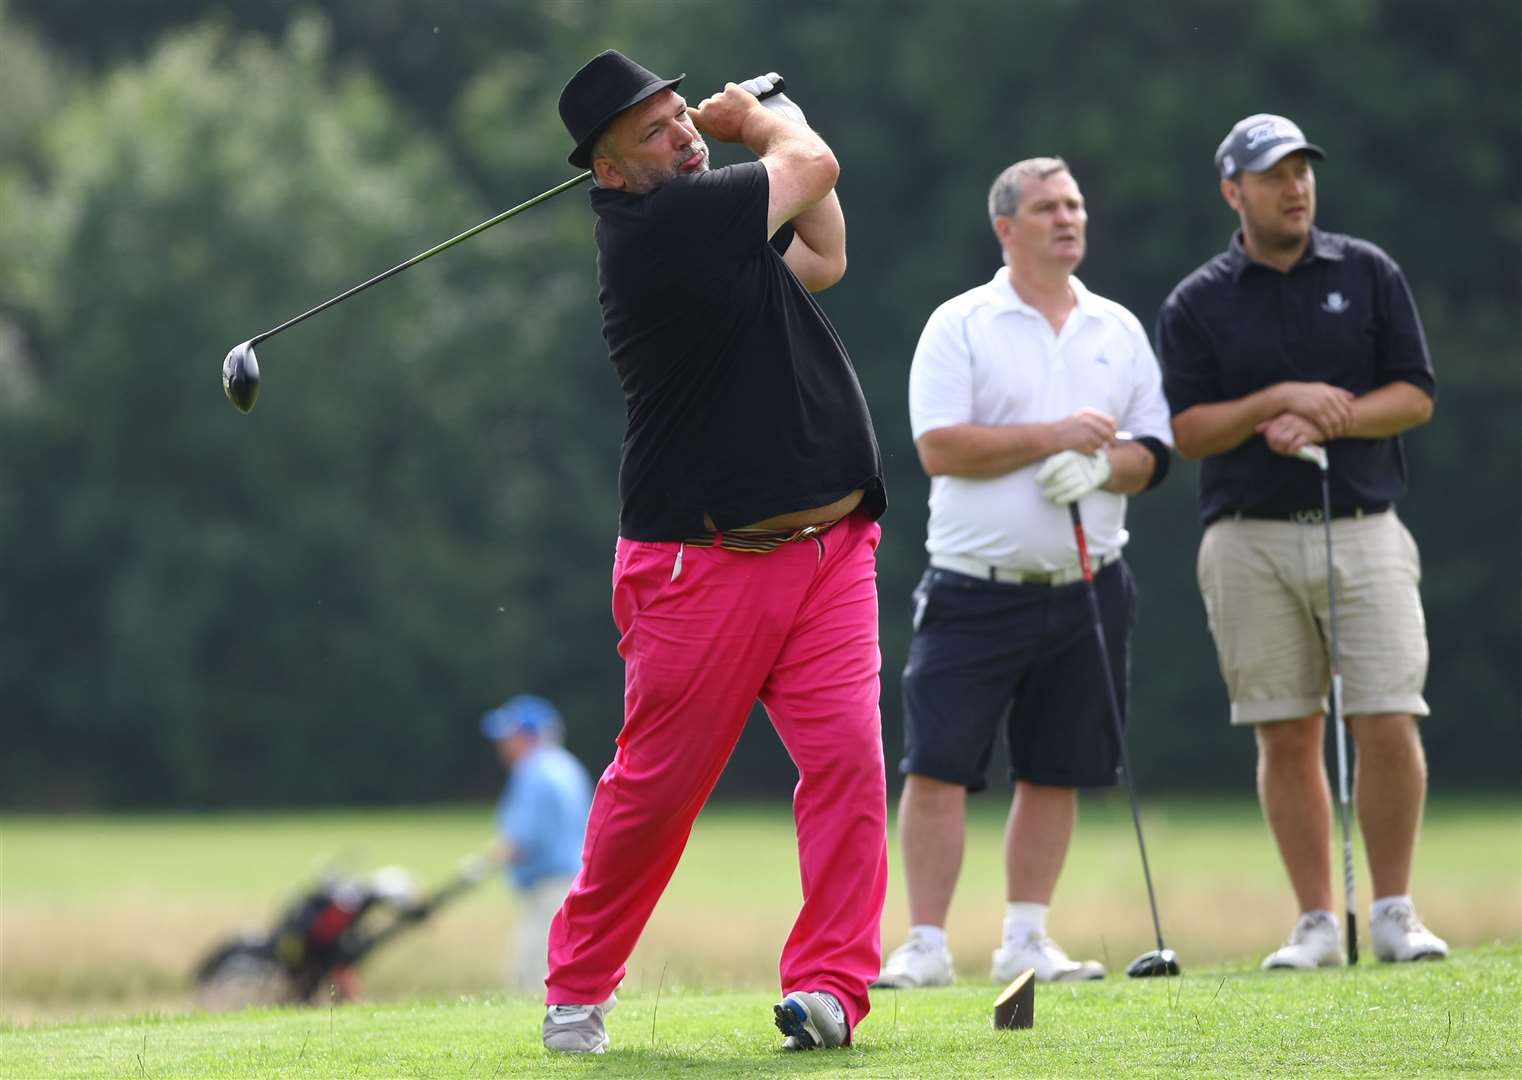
[1220,154,1236,177]
[1244,117,1298,149]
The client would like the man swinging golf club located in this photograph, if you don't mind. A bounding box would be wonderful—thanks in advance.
[541,52,888,1054]
[1156,113,1446,970]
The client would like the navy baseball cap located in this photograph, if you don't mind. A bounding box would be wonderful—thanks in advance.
[1215,114,1325,179]
[481,694,561,740]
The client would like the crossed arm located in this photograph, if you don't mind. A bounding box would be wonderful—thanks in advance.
[916,409,1157,494]
[1172,379,1434,459]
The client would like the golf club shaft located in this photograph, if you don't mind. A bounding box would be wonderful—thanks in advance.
[1068,504,1168,953]
[243,81,789,349]
[1318,464,1360,965]
[248,171,593,347]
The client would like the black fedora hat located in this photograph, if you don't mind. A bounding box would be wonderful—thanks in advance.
[559,50,685,168]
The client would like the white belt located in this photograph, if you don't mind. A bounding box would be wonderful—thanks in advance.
[929,552,1118,586]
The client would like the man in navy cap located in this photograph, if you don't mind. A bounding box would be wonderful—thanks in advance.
[542,51,888,1054]
[482,694,592,994]
[1156,114,1446,972]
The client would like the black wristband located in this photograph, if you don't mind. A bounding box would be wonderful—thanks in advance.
[1135,436,1172,491]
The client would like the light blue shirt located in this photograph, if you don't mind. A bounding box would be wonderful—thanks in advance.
[496,743,592,890]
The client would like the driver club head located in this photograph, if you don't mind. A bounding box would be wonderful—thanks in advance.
[1125,948,1181,978]
[222,341,260,414]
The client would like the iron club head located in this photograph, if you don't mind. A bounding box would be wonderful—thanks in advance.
[222,341,260,413]
[1125,948,1181,978]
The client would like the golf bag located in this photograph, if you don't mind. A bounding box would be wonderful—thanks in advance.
[193,856,488,1009]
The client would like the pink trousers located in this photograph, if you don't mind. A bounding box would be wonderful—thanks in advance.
[545,510,887,1031]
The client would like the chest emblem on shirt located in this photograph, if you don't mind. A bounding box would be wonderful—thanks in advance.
[1094,354,1110,366]
[1322,291,1350,314]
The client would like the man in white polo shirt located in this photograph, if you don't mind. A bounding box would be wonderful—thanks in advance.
[877,157,1173,988]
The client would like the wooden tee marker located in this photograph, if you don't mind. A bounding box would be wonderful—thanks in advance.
[993,967,1035,1029]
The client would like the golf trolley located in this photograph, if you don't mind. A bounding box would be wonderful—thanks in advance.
[193,854,489,1010]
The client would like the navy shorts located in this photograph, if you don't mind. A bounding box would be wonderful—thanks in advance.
[899,560,1136,791]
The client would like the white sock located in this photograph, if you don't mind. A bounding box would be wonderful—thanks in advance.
[1003,901,1048,942]
[1371,895,1413,920]
[908,924,946,948]
[1304,908,1339,927]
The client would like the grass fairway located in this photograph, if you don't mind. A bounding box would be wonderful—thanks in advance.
[2,944,1518,1077]
[3,797,1519,1075]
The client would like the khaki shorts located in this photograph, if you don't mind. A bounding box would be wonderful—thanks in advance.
[1197,510,1430,726]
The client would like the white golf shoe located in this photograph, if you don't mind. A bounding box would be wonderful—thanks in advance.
[991,933,1105,983]
[1370,902,1448,962]
[774,990,849,1050]
[874,935,956,988]
[543,994,616,1053]
[1262,911,1344,970]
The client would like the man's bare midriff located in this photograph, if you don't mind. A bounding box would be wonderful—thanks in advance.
[704,489,864,532]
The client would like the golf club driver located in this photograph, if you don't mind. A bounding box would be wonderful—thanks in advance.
[1067,500,1180,978]
[222,77,787,413]
[1296,442,1359,965]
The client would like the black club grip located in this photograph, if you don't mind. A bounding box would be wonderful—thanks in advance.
[753,76,787,100]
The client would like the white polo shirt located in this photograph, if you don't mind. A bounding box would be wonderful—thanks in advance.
[909,269,1173,570]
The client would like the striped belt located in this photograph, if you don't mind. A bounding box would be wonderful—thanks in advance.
[683,515,845,554]
[929,551,1118,586]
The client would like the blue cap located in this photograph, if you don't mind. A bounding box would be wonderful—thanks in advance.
[480,694,561,740]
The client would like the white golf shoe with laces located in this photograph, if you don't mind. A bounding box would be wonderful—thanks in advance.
[1261,911,1344,970]
[542,994,617,1053]
[991,932,1105,983]
[874,935,956,988]
[1370,902,1448,962]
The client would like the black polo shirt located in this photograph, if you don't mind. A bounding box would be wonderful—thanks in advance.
[1156,228,1436,525]
[590,161,886,540]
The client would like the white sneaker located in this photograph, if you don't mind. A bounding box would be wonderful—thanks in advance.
[543,995,616,1053]
[1371,903,1449,962]
[1262,912,1344,970]
[774,990,848,1050]
[873,935,955,988]
[991,933,1105,983]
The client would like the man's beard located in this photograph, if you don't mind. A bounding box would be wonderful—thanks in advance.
[1253,205,1312,251]
[622,143,708,192]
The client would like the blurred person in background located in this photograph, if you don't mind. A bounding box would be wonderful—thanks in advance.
[878,157,1172,989]
[482,694,593,993]
[1155,114,1445,970]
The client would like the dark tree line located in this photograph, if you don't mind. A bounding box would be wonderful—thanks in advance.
[2,0,1517,807]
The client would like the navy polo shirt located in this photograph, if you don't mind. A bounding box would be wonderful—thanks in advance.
[590,161,886,540]
[1156,228,1436,525]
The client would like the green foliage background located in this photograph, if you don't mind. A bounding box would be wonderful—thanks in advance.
[2,0,1517,807]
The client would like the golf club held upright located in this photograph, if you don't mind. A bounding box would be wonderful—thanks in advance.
[1067,501,1180,977]
[1296,442,1359,965]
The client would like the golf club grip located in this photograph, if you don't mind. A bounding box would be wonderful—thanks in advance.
[754,77,787,99]
[1067,503,1093,582]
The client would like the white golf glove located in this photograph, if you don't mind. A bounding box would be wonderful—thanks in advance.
[1036,448,1111,505]
[738,72,807,126]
